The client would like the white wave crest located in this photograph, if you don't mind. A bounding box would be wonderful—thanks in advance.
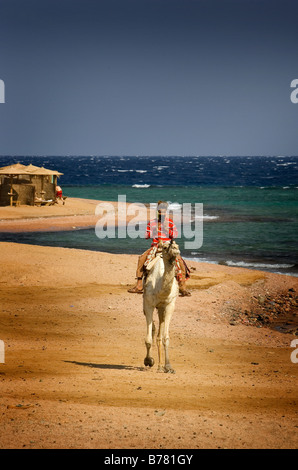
[132,184,150,188]
[225,260,294,269]
[194,215,219,220]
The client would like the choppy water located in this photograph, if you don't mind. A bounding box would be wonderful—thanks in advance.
[0,155,297,276]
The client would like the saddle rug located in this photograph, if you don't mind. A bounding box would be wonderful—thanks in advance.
[143,245,189,282]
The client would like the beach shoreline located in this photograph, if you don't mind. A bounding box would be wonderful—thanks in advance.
[0,238,297,449]
[0,197,124,232]
[0,196,297,278]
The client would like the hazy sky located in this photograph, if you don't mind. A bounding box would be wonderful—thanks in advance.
[0,0,297,156]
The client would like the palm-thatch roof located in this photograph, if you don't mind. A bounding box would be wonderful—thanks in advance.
[0,163,63,176]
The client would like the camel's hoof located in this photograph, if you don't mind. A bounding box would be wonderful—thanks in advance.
[164,365,175,374]
[144,356,155,367]
[157,365,175,374]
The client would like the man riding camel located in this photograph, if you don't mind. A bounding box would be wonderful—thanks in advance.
[128,200,191,296]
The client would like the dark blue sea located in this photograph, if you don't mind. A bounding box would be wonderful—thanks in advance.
[1,155,298,277]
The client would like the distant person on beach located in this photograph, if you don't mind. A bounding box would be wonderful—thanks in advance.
[55,185,65,205]
[128,200,191,296]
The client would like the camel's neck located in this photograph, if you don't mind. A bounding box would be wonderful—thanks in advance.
[161,257,177,293]
[145,253,178,296]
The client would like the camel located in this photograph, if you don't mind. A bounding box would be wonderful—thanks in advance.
[143,239,180,373]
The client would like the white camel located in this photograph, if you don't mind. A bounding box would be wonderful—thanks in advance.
[143,240,180,373]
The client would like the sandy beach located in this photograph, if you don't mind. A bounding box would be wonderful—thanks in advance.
[0,197,121,232]
[0,199,297,449]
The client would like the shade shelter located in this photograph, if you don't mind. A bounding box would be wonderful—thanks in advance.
[0,163,63,206]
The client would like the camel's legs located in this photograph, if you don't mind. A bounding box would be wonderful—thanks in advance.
[163,310,174,373]
[157,305,175,373]
[157,317,165,372]
[144,304,155,367]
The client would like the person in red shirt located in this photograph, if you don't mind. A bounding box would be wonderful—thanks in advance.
[55,185,65,204]
[145,208,178,245]
[128,200,191,296]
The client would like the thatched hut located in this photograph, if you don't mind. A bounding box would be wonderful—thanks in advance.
[0,163,63,206]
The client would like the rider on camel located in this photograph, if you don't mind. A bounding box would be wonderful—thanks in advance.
[128,200,191,296]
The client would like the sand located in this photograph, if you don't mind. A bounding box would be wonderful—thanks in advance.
[0,197,147,232]
[0,199,297,449]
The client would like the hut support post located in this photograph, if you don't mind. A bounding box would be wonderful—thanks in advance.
[9,175,13,206]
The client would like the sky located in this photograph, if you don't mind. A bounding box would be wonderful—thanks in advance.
[0,0,298,156]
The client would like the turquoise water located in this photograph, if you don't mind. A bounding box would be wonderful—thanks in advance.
[0,156,297,275]
[66,185,298,271]
[1,184,297,276]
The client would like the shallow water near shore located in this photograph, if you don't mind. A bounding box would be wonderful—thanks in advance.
[0,222,297,277]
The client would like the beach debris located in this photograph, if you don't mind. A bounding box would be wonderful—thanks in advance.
[7,404,34,410]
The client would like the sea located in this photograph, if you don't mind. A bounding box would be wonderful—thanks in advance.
[0,155,298,277]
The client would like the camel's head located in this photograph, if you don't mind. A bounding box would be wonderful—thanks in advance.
[161,240,180,263]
